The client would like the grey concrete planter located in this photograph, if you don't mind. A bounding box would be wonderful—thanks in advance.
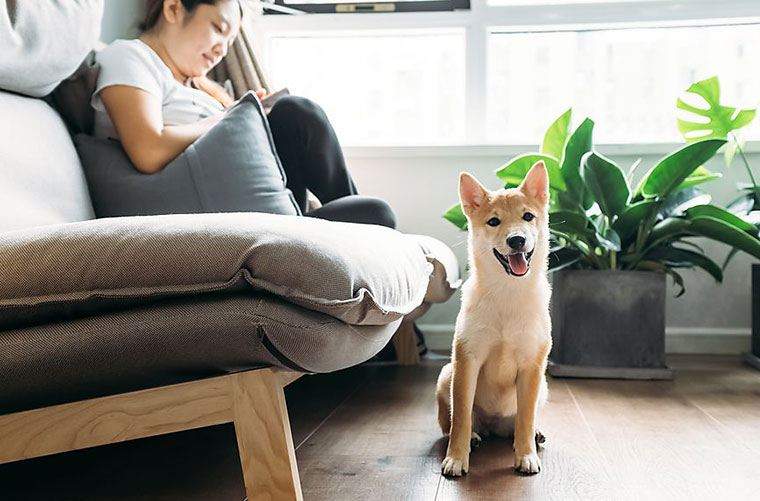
[548,269,674,380]
[743,264,760,370]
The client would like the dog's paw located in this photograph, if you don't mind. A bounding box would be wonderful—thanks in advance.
[441,455,469,477]
[470,431,483,448]
[514,452,541,475]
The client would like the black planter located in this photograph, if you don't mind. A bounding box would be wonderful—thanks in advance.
[548,269,674,380]
[743,264,760,370]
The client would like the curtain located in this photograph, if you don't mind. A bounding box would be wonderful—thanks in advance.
[210,3,269,98]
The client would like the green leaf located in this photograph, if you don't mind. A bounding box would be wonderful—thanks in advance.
[658,187,712,219]
[674,165,723,191]
[561,118,595,209]
[548,247,581,272]
[689,216,760,260]
[443,203,468,231]
[647,217,692,249]
[495,153,566,191]
[626,158,644,185]
[667,268,687,298]
[596,227,622,252]
[636,139,726,199]
[541,108,572,162]
[727,192,756,214]
[613,200,658,244]
[677,76,757,142]
[684,204,758,235]
[582,151,630,218]
[645,246,723,283]
[724,136,746,167]
[722,247,740,270]
[549,210,590,235]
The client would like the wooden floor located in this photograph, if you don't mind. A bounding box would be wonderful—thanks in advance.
[1,355,758,500]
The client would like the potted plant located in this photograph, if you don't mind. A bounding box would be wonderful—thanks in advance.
[676,77,760,369]
[444,105,760,379]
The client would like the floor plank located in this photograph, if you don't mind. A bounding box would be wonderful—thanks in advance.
[295,363,444,500]
[436,379,616,501]
[566,356,760,500]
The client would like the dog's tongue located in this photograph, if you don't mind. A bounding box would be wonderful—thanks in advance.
[508,253,529,276]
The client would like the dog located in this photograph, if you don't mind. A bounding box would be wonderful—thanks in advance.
[437,161,552,477]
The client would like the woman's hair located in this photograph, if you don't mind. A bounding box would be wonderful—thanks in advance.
[139,0,241,32]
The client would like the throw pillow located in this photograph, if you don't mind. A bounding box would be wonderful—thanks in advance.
[75,91,301,217]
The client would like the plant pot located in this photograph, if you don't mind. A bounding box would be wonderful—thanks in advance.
[548,269,674,380]
[743,264,760,370]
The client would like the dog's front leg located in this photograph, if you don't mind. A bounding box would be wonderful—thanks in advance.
[441,343,479,477]
[514,352,548,474]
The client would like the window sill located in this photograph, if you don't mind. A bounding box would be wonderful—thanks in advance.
[343,141,760,158]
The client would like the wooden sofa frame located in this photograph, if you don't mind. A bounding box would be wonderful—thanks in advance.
[0,368,304,500]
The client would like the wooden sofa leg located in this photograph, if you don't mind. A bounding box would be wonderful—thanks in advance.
[392,318,420,366]
[231,369,303,501]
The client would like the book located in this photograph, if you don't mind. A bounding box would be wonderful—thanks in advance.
[261,88,290,114]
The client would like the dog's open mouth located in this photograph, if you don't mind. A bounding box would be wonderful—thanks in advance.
[493,248,534,277]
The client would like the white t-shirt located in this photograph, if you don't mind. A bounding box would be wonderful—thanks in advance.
[91,39,225,140]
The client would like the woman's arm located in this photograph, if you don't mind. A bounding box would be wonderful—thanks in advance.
[99,84,223,174]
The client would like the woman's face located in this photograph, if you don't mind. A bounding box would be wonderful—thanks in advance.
[161,0,241,78]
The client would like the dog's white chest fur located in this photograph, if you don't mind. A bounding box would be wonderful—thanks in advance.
[457,271,551,363]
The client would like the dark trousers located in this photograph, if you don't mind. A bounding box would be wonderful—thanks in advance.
[267,96,397,229]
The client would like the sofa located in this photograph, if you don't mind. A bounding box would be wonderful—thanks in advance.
[0,21,460,500]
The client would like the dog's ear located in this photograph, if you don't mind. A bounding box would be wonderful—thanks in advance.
[459,172,489,215]
[519,161,549,204]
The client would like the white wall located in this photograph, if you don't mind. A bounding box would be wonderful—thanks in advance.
[100,0,143,43]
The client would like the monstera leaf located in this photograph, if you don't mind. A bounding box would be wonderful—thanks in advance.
[677,76,756,142]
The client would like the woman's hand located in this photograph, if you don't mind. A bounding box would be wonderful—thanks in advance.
[255,88,270,100]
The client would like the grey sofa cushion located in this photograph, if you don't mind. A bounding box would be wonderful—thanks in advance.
[0,212,433,329]
[75,91,300,218]
[0,91,95,232]
[0,0,103,97]
[0,291,401,414]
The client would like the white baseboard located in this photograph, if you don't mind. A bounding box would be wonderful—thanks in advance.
[419,324,751,355]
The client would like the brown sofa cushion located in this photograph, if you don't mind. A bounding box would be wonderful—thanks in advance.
[0,212,433,329]
[0,291,401,414]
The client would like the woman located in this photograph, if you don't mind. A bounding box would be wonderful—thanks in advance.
[91,0,396,228]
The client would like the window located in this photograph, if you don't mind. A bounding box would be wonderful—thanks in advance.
[487,22,760,144]
[268,0,470,15]
[268,30,466,145]
[256,0,760,146]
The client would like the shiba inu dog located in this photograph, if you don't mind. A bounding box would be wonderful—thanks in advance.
[437,161,552,477]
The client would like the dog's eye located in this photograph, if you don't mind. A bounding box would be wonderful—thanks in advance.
[523,212,535,222]
[486,217,501,227]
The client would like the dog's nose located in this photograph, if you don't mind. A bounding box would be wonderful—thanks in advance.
[507,235,526,250]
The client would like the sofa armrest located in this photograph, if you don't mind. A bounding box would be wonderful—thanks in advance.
[0,212,433,329]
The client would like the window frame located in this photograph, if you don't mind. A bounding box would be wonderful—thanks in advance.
[267,0,470,15]
[252,0,760,147]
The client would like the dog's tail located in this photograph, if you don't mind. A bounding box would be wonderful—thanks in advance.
[436,363,453,436]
